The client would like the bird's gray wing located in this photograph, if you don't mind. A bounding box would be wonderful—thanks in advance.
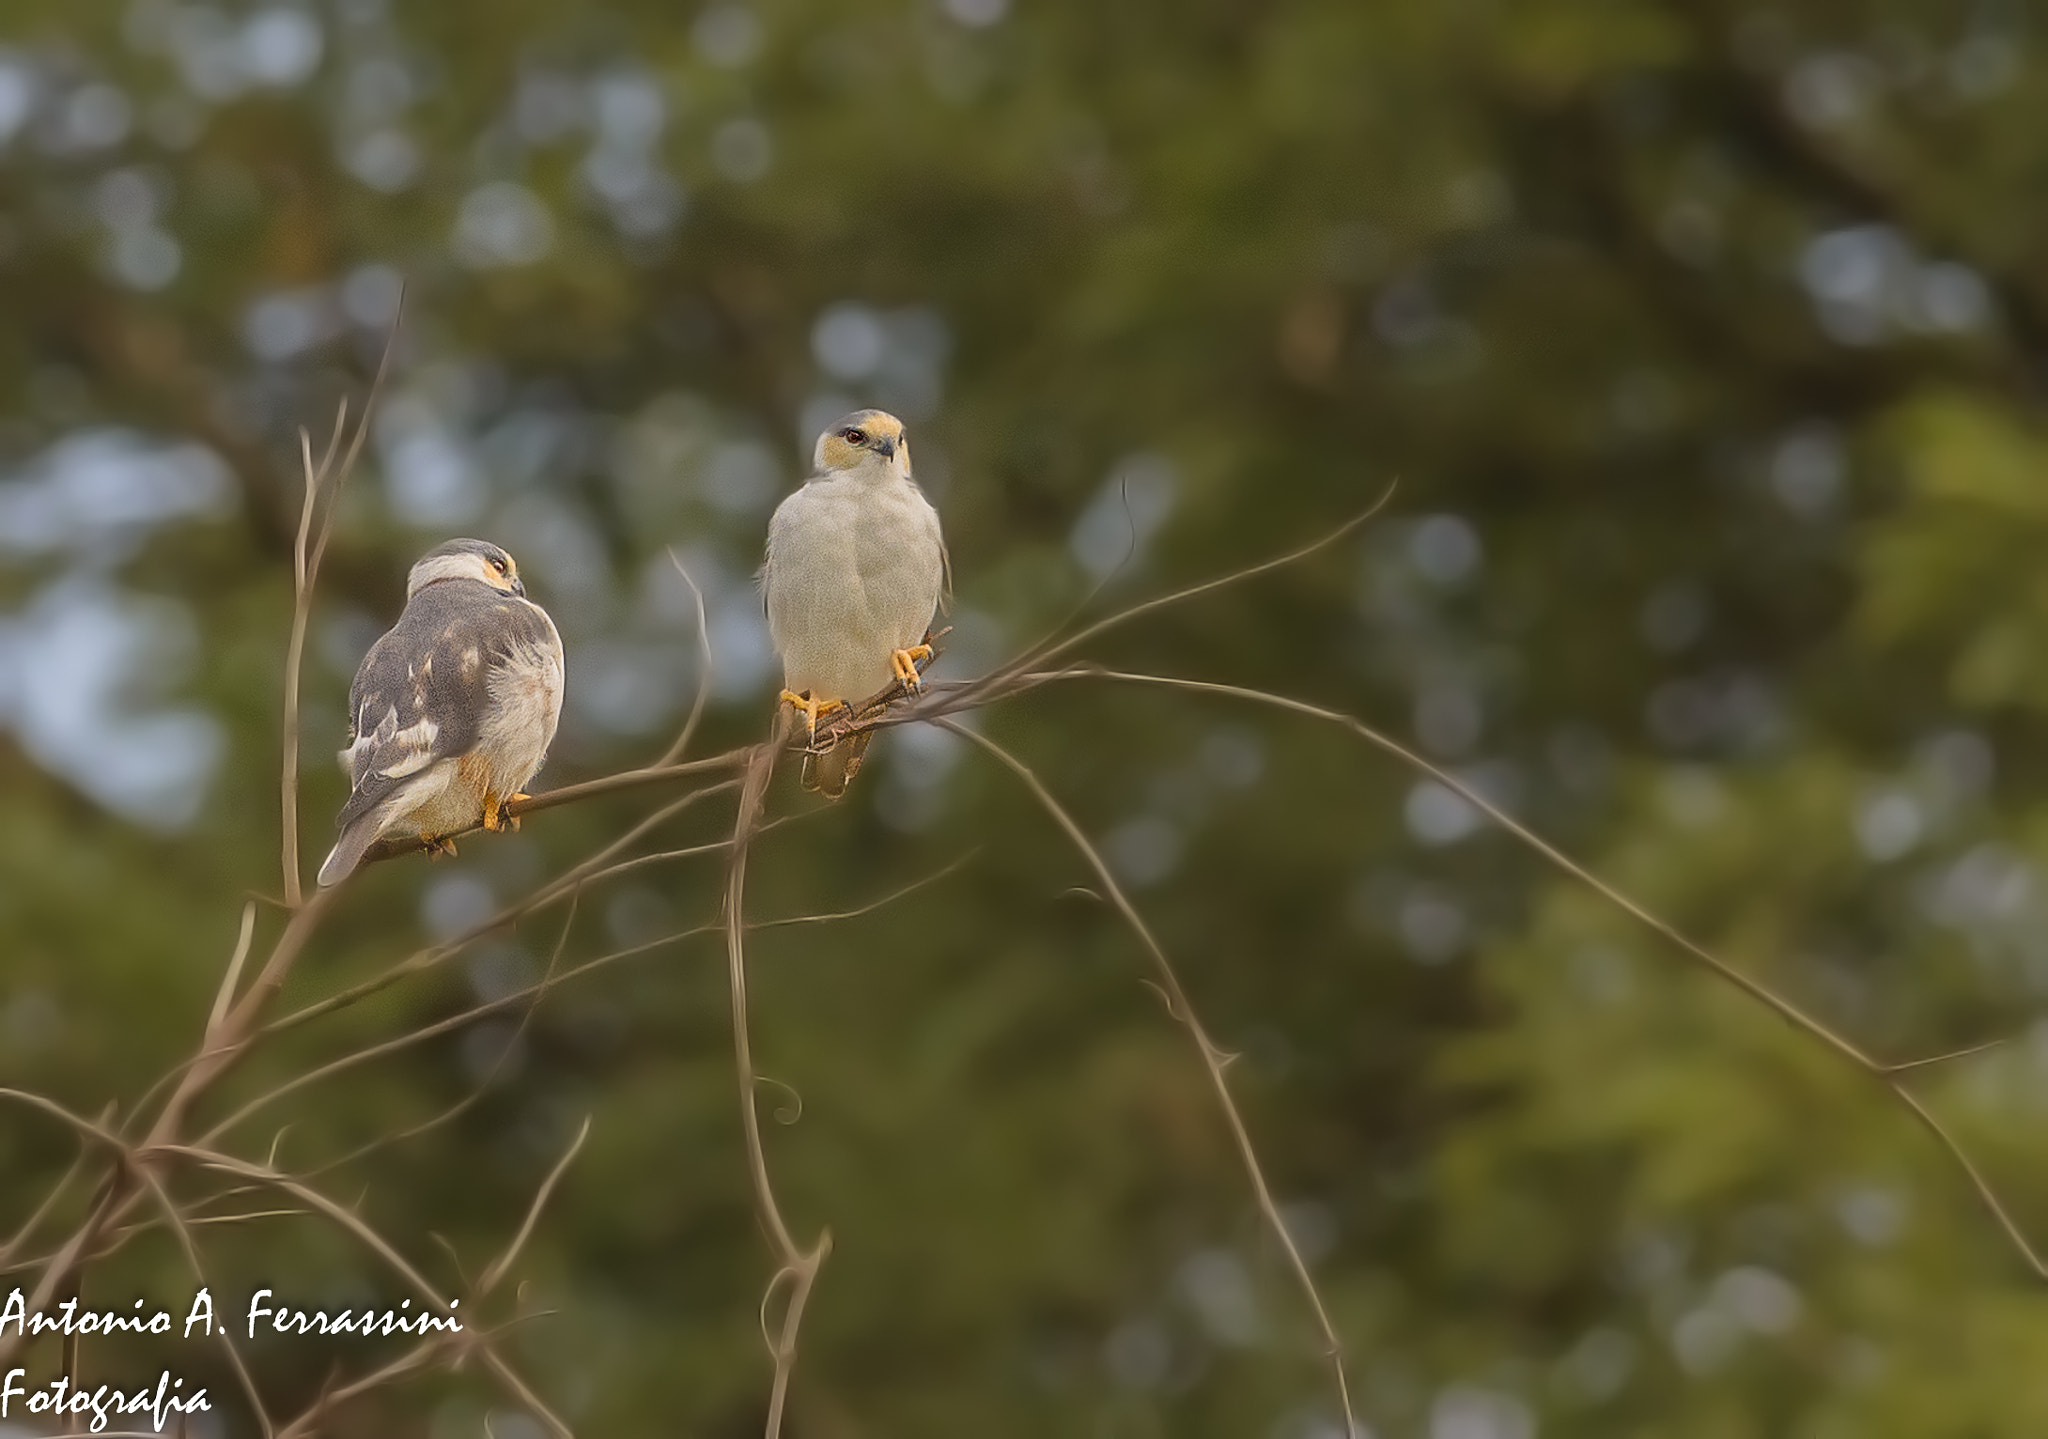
[335,583,556,833]
[918,481,952,615]
[759,479,812,621]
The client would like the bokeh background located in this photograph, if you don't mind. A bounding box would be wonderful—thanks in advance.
[4,0,2048,1434]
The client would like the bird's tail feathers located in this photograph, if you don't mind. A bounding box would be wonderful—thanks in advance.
[801,731,874,800]
[317,813,386,888]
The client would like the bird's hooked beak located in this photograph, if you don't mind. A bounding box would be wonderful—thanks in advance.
[510,576,527,599]
[874,434,897,460]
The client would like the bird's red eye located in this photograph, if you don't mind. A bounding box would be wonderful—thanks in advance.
[842,428,867,445]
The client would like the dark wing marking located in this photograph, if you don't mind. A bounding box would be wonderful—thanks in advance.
[335,581,558,831]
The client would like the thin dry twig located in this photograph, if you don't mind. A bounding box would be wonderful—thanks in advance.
[275,1313,545,1438]
[277,404,343,911]
[131,1165,275,1436]
[950,484,1398,720]
[0,1102,113,1271]
[272,780,740,1046]
[1064,668,2046,1277]
[281,299,400,906]
[206,893,585,1157]
[358,752,747,868]
[723,723,832,1439]
[936,718,1358,1432]
[657,549,714,767]
[206,903,260,1046]
[208,840,954,1152]
[144,1145,572,1437]
[479,1116,591,1297]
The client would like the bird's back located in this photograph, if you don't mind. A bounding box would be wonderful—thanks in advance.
[338,580,561,828]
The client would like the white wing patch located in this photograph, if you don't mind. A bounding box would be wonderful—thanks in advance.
[342,703,441,783]
[376,718,441,778]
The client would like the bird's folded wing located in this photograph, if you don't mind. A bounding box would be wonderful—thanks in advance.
[335,594,555,830]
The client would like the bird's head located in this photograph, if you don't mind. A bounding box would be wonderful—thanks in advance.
[407,538,527,599]
[814,409,911,480]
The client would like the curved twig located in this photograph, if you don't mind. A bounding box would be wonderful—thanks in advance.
[935,718,1358,1432]
[1055,668,2044,1277]
[722,722,834,1436]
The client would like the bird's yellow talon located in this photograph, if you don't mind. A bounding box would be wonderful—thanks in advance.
[778,688,846,739]
[891,644,933,690]
[483,792,529,833]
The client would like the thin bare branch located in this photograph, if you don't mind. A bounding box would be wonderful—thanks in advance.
[206,902,259,1045]
[210,842,950,1151]
[153,887,341,1140]
[723,722,833,1438]
[966,485,1397,715]
[763,1231,831,1439]
[724,736,795,1263]
[479,1116,591,1297]
[281,297,400,907]
[0,1094,135,1366]
[187,1207,310,1227]
[143,1145,569,1431]
[273,780,739,1047]
[0,1088,130,1157]
[658,549,714,767]
[1880,1038,2010,1075]
[131,1166,274,1437]
[357,752,748,868]
[935,718,1357,1431]
[0,1102,112,1270]
[1065,668,2048,1279]
[277,419,327,910]
[276,1342,441,1439]
[475,1348,576,1439]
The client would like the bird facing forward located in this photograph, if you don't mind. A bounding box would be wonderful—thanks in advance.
[317,538,565,887]
[762,409,948,797]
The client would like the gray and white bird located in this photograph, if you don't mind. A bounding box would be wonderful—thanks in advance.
[317,538,565,887]
[762,409,948,797]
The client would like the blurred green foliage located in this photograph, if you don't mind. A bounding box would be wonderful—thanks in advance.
[3,0,2048,1434]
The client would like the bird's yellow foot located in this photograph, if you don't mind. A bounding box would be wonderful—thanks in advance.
[422,835,460,860]
[483,792,529,834]
[891,644,934,690]
[779,689,847,739]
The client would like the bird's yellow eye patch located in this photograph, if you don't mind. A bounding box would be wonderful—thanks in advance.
[813,409,908,473]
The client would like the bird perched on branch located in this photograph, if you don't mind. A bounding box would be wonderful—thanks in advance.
[317,538,565,887]
[762,409,948,797]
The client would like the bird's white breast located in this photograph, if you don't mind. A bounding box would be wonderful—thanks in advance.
[767,472,944,705]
